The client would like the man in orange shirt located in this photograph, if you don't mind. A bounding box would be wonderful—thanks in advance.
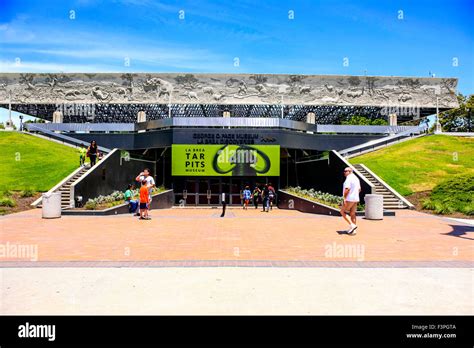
[139,179,151,220]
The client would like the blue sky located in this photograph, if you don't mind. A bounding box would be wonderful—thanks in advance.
[0,0,473,124]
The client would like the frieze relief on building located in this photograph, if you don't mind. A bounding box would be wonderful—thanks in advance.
[0,73,458,108]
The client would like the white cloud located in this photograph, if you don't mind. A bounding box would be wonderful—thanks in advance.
[0,13,235,73]
[0,60,116,73]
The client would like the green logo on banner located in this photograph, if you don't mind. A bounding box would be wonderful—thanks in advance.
[172,145,280,176]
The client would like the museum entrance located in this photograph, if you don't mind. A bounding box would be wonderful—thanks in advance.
[173,177,279,206]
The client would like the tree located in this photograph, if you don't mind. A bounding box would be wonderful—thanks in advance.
[24,119,46,124]
[341,115,388,125]
[371,118,389,125]
[439,93,474,132]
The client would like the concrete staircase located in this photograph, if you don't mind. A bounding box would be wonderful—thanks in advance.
[37,166,90,209]
[353,164,411,210]
[59,166,90,209]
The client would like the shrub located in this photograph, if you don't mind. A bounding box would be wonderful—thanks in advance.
[20,188,36,198]
[422,174,474,216]
[0,197,16,207]
[421,199,436,210]
[84,199,97,210]
[461,203,474,216]
[2,190,13,197]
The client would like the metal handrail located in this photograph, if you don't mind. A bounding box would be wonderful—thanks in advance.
[339,125,428,157]
[25,119,420,135]
[25,123,111,153]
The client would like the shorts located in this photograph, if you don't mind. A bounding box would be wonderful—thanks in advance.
[139,202,148,210]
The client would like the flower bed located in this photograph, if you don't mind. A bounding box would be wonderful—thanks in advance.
[285,187,365,210]
[285,186,343,209]
[84,186,166,210]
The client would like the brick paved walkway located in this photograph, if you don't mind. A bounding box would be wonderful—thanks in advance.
[1,208,472,266]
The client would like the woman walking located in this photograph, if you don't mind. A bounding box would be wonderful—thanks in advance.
[87,140,100,166]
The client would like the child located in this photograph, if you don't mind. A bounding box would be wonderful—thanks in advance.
[78,144,87,167]
[242,186,251,210]
[124,184,139,214]
[139,180,151,220]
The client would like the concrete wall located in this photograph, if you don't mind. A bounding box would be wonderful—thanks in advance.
[278,190,340,216]
[73,150,157,203]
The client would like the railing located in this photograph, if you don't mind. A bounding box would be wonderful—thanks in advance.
[24,123,111,153]
[317,125,418,134]
[137,117,319,132]
[25,123,135,132]
[24,119,420,135]
[338,125,428,158]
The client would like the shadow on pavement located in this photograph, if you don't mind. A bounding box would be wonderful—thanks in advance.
[443,224,474,240]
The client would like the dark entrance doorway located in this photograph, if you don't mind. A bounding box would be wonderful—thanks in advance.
[174,177,279,206]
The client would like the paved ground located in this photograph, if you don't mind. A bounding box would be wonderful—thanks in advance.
[0,208,472,264]
[1,268,472,314]
[1,208,472,314]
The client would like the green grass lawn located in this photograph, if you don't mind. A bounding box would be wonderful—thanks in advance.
[0,132,82,192]
[351,135,474,196]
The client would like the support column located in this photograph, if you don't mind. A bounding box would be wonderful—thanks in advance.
[306,112,315,134]
[5,91,14,130]
[434,97,442,134]
[223,110,230,129]
[389,113,397,126]
[52,110,63,123]
[137,111,146,123]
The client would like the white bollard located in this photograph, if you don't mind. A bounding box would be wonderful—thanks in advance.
[364,194,383,220]
[42,192,62,219]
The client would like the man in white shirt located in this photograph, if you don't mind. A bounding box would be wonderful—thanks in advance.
[340,167,361,235]
[135,168,156,209]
